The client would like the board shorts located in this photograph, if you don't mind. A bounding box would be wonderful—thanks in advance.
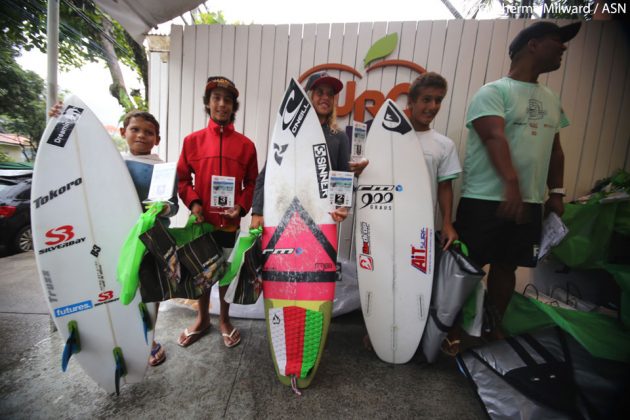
[454,198,542,268]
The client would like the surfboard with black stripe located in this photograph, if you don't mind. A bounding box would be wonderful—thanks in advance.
[262,79,337,390]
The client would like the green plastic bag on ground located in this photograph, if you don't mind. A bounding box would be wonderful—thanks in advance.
[552,202,617,268]
[612,201,630,235]
[117,202,164,305]
[602,263,630,328]
[503,292,630,363]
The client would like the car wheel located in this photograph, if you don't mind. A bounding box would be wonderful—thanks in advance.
[13,225,33,253]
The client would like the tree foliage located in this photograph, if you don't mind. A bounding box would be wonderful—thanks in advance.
[0,0,147,112]
[0,37,46,153]
[193,10,228,25]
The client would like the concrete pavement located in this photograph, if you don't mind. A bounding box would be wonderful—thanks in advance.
[0,251,485,419]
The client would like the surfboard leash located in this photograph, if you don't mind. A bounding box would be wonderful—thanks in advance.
[290,375,302,396]
[61,320,81,372]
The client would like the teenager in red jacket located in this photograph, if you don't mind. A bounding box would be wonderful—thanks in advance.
[176,76,258,348]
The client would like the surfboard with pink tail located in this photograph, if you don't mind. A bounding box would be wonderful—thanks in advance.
[262,79,337,393]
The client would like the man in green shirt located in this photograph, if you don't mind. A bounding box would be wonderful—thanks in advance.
[455,21,581,342]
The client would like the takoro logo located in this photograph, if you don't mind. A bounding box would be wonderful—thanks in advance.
[39,225,86,255]
[279,79,311,137]
[383,102,412,134]
[33,177,82,209]
[312,144,330,199]
[47,105,84,148]
[273,143,289,165]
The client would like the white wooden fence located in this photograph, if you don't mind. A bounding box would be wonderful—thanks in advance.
[149,19,630,257]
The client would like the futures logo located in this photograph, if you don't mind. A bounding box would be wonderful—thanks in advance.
[54,300,93,318]
[279,80,311,137]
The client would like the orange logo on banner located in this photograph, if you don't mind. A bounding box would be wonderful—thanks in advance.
[298,60,426,122]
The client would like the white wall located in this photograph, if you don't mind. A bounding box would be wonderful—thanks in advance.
[150,19,630,240]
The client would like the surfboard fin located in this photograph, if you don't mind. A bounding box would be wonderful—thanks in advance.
[113,347,127,396]
[139,302,153,344]
[61,320,80,372]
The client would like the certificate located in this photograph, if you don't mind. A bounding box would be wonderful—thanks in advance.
[211,175,236,209]
[329,171,354,207]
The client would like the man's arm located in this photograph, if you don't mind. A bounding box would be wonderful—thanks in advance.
[545,133,565,217]
[471,116,523,221]
[437,179,457,250]
[249,164,266,229]
[176,143,204,223]
[235,144,259,217]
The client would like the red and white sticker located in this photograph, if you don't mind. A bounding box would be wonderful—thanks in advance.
[359,254,374,271]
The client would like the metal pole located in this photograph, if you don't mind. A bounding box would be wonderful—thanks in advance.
[46,0,59,121]
[46,0,59,332]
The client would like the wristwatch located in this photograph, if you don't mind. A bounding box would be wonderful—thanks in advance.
[549,187,566,196]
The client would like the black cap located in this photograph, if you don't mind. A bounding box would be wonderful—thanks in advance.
[304,72,343,94]
[509,21,582,59]
[205,76,239,98]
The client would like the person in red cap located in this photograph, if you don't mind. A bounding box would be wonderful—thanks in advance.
[250,72,367,227]
[176,76,258,348]
[448,21,582,353]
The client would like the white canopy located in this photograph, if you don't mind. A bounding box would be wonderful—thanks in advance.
[92,0,205,43]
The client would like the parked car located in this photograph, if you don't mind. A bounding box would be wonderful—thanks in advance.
[0,173,32,254]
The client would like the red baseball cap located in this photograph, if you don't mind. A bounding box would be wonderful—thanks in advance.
[205,76,239,98]
[304,72,343,94]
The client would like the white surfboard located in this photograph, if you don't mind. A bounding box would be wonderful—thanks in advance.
[262,79,338,390]
[355,99,435,364]
[31,95,155,394]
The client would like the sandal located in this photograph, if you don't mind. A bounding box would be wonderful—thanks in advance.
[149,342,166,366]
[440,338,461,357]
[177,325,211,348]
[222,328,241,348]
